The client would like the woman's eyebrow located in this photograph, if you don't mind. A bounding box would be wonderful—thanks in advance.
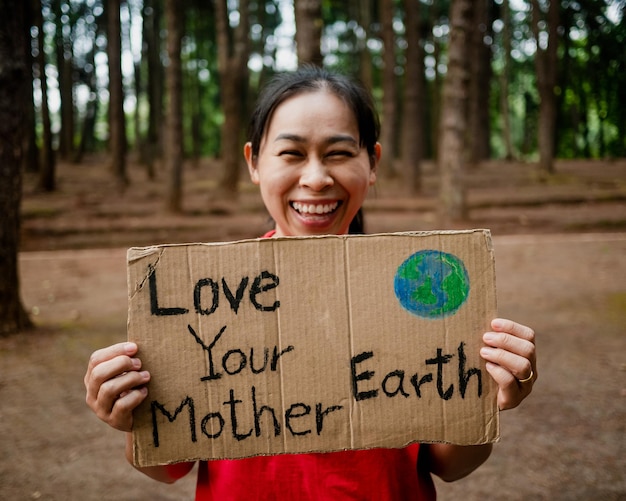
[273,133,358,146]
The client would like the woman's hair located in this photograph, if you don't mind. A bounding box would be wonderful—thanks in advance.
[247,66,379,234]
[247,65,380,166]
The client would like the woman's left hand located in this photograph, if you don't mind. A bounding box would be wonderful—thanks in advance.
[480,318,536,410]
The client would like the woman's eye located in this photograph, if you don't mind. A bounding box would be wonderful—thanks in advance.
[327,150,353,158]
[279,150,303,157]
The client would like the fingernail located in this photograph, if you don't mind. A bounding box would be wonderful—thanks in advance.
[125,342,137,353]
[480,347,493,357]
[483,332,496,342]
[492,318,504,329]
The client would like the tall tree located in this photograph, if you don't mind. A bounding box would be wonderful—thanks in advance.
[54,0,75,160]
[107,0,128,186]
[401,0,426,193]
[438,0,472,223]
[216,0,250,195]
[164,0,184,212]
[498,0,514,160]
[467,0,492,165]
[22,0,39,174]
[294,0,323,66]
[142,0,164,178]
[0,0,34,335]
[74,15,99,164]
[36,0,56,192]
[379,0,398,177]
[532,0,559,173]
[356,0,374,89]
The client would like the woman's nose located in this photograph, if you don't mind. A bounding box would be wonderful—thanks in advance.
[299,158,334,191]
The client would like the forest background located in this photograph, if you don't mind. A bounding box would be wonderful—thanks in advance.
[2,0,626,332]
[0,0,625,499]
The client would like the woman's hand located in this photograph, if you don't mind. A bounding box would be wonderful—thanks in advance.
[480,318,536,410]
[84,342,150,431]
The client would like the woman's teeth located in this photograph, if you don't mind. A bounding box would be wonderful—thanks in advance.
[292,201,339,215]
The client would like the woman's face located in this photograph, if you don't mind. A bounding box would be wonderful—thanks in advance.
[245,90,379,237]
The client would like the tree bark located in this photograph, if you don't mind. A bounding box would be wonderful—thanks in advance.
[532,0,559,173]
[401,0,426,193]
[499,0,514,160]
[55,0,75,160]
[216,0,250,195]
[22,0,39,173]
[107,0,128,186]
[467,0,492,165]
[143,0,163,179]
[0,0,33,335]
[438,0,472,223]
[379,0,398,177]
[294,0,323,66]
[356,0,373,90]
[35,0,55,192]
[164,0,184,212]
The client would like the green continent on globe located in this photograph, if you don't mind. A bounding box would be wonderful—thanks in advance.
[394,250,470,319]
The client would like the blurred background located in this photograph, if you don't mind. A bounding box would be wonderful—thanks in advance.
[0,0,625,499]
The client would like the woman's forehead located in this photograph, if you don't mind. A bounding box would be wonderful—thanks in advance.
[265,91,358,138]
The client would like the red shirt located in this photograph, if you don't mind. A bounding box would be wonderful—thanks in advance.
[194,445,436,500]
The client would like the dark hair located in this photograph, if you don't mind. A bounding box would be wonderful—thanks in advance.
[247,66,379,234]
[247,65,380,165]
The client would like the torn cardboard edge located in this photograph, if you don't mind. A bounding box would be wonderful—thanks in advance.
[128,230,500,467]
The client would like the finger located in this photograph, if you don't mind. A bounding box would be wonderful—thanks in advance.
[491,318,535,343]
[85,353,142,408]
[483,331,536,363]
[85,342,138,387]
[91,369,150,419]
[485,362,532,411]
[108,387,149,431]
[480,346,533,382]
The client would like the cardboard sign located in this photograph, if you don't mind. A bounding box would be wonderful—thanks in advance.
[127,230,499,467]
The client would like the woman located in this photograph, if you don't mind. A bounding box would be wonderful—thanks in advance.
[85,66,536,500]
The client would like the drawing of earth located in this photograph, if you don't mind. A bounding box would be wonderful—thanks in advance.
[393,250,470,319]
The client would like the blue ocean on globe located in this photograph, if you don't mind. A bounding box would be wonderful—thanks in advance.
[393,250,470,319]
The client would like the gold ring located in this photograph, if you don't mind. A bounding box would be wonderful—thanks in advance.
[517,369,534,384]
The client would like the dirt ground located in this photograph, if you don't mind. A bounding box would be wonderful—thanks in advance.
[1,158,625,500]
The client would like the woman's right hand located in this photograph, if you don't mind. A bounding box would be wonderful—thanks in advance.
[84,342,150,432]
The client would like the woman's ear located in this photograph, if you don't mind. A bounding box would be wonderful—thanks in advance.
[244,142,260,185]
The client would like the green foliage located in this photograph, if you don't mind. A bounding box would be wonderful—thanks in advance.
[31,0,626,164]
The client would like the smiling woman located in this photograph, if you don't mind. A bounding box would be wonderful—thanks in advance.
[244,90,378,236]
[244,67,380,237]
[84,66,538,501]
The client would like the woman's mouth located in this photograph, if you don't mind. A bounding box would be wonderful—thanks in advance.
[290,201,341,216]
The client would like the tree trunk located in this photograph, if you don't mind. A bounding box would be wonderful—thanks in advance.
[379,0,398,178]
[107,0,128,186]
[401,0,426,193]
[55,0,74,160]
[35,0,55,192]
[532,0,559,174]
[164,0,184,212]
[74,26,98,164]
[438,0,472,223]
[499,0,514,161]
[143,0,163,179]
[216,0,250,195]
[0,0,34,335]
[294,0,323,66]
[467,0,492,165]
[356,0,373,90]
[22,0,39,173]
[429,2,443,162]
